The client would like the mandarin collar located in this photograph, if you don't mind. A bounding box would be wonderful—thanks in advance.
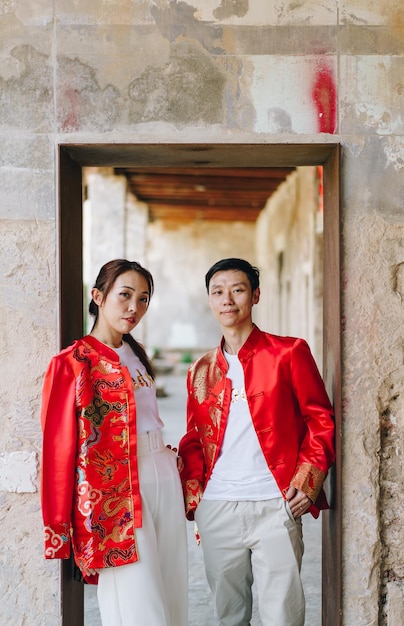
[218,325,261,366]
[238,324,261,359]
[82,335,121,363]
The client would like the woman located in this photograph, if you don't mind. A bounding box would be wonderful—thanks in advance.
[40,259,188,626]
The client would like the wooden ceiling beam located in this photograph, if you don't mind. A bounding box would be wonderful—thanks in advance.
[130,192,273,206]
[116,167,295,179]
[115,165,296,222]
[127,180,285,193]
[149,206,261,222]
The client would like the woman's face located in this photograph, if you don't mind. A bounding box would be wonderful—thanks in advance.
[92,270,150,343]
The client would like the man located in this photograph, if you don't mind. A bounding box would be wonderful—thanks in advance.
[179,258,335,626]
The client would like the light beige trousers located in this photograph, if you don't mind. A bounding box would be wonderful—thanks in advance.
[195,498,305,626]
[97,430,188,626]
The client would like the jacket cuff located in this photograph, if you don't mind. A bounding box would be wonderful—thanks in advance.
[183,479,204,520]
[290,462,326,503]
[44,523,71,559]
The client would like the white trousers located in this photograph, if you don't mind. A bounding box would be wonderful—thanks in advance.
[195,498,305,626]
[97,430,188,626]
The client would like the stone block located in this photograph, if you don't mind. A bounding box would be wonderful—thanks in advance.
[0,166,54,220]
[250,56,337,134]
[385,581,404,626]
[0,450,38,493]
[340,56,404,135]
[0,39,54,131]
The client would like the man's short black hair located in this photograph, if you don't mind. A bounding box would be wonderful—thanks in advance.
[205,258,260,293]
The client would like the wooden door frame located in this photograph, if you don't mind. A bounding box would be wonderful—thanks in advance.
[58,142,342,626]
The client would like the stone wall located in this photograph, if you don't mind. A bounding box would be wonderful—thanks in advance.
[0,1,403,624]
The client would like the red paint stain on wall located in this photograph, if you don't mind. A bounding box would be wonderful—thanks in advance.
[311,65,337,133]
[61,86,80,132]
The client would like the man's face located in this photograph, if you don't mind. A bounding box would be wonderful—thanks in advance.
[208,269,260,330]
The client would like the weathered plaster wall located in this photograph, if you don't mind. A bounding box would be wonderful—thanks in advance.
[342,212,404,626]
[0,219,58,625]
[0,1,403,624]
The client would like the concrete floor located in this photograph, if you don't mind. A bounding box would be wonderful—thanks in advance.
[84,374,321,626]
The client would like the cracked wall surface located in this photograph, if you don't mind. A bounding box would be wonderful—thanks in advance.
[0,1,403,624]
[342,212,404,625]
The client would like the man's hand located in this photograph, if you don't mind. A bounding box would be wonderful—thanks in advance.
[166,444,184,472]
[286,486,312,518]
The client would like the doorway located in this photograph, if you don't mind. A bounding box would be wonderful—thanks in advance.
[59,143,341,626]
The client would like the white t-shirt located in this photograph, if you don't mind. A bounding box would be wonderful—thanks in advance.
[203,351,281,501]
[114,341,164,434]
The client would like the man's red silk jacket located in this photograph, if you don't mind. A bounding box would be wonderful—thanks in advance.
[40,335,142,583]
[179,326,335,520]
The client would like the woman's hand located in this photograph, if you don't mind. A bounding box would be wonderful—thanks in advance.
[285,486,312,518]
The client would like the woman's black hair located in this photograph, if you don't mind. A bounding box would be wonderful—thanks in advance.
[205,258,260,293]
[89,259,155,380]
